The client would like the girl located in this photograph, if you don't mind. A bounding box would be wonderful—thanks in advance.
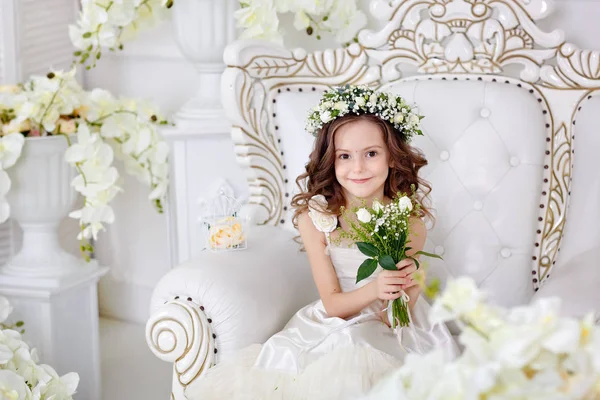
[187,85,458,400]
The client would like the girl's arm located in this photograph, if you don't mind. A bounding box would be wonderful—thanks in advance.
[298,211,406,319]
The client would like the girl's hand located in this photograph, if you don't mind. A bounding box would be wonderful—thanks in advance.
[373,269,411,301]
[396,259,423,307]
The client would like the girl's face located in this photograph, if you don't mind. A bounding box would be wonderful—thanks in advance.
[334,119,390,206]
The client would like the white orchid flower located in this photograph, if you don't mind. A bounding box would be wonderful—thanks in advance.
[149,181,168,201]
[429,277,485,324]
[122,126,152,155]
[0,170,11,224]
[235,1,282,44]
[0,134,25,169]
[293,10,311,30]
[0,370,30,400]
[71,167,119,199]
[99,113,137,139]
[0,296,13,324]
[35,365,79,399]
[0,343,13,365]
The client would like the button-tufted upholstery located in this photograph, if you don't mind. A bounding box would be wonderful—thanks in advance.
[274,79,547,308]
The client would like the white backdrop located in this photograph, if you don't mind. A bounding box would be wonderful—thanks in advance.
[80,0,600,323]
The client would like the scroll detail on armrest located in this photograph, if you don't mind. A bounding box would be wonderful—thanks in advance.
[147,225,318,362]
[146,300,215,387]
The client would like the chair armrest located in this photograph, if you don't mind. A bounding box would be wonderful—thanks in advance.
[532,246,600,321]
[145,225,318,373]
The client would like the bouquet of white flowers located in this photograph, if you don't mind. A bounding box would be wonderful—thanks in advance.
[365,277,600,400]
[0,296,79,400]
[0,68,169,260]
[340,191,440,329]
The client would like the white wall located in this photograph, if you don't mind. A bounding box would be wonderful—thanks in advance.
[87,1,600,324]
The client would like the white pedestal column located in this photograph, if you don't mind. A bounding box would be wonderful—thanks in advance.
[0,264,108,400]
[171,0,237,132]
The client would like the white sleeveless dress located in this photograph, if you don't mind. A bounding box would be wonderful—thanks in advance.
[185,196,458,400]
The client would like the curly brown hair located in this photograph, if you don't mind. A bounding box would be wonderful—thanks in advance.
[291,114,433,227]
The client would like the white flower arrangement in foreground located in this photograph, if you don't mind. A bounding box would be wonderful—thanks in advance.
[0,69,169,260]
[0,296,79,400]
[366,277,600,400]
[69,0,367,68]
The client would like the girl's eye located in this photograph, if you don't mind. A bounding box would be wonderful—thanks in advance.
[366,151,377,158]
[339,154,350,160]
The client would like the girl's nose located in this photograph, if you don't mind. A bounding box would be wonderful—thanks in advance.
[352,157,365,173]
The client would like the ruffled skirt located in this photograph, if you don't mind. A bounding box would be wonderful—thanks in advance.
[185,343,402,400]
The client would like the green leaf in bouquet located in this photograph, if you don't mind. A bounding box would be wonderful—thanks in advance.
[357,242,379,258]
[379,255,397,270]
[356,258,378,283]
[408,256,420,269]
[415,250,443,260]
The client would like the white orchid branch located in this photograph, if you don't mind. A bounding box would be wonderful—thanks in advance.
[70,0,174,69]
[0,69,170,261]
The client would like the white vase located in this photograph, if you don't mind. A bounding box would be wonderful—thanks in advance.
[171,0,237,131]
[2,136,82,277]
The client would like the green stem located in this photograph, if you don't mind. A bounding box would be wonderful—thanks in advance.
[37,77,66,132]
[87,109,138,125]
[306,14,332,35]
[392,297,410,328]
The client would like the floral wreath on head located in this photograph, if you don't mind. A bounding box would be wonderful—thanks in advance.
[305,85,424,141]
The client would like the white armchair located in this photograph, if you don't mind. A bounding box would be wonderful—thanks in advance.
[147,1,600,399]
